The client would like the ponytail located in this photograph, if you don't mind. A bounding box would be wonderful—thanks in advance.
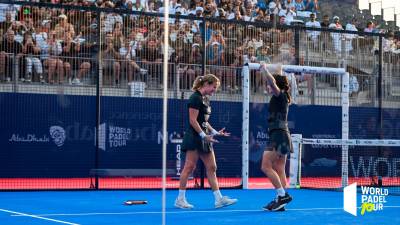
[192,74,220,91]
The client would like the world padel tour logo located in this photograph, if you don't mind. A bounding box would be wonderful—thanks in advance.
[98,123,131,151]
[344,182,389,216]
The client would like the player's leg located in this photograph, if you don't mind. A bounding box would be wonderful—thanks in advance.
[175,150,199,209]
[200,151,237,208]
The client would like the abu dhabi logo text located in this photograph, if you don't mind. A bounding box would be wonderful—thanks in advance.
[9,134,50,143]
[344,182,388,216]
[49,126,66,147]
[8,125,66,147]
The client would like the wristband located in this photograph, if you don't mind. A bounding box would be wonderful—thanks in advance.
[211,129,219,136]
[199,131,206,139]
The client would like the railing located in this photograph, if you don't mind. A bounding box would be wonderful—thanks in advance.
[0,1,399,107]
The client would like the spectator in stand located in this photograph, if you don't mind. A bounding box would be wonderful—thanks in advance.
[9,21,26,44]
[364,21,375,33]
[254,8,267,23]
[54,14,75,41]
[303,0,318,12]
[257,45,272,63]
[188,42,203,76]
[320,14,330,28]
[22,32,43,83]
[146,1,158,13]
[206,41,224,83]
[119,38,147,85]
[329,16,343,54]
[294,0,305,11]
[268,1,281,16]
[243,3,256,22]
[345,18,358,54]
[0,12,12,37]
[138,35,162,86]
[284,0,295,9]
[103,12,123,34]
[305,13,321,48]
[0,29,23,82]
[0,3,19,23]
[132,0,146,11]
[102,33,121,85]
[64,32,91,85]
[383,31,396,53]
[278,5,296,25]
[41,30,64,84]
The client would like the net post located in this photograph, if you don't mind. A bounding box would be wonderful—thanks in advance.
[289,134,302,188]
[341,72,350,187]
[242,63,250,189]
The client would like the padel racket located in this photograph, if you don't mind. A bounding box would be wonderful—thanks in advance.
[124,200,148,205]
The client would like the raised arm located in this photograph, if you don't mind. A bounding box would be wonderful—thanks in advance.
[260,62,281,96]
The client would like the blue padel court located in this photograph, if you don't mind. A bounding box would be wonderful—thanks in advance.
[0,189,399,225]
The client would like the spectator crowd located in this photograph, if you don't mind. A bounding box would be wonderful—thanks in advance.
[0,0,398,96]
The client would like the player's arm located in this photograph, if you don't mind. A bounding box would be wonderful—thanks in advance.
[189,108,218,143]
[206,124,230,137]
[260,63,281,96]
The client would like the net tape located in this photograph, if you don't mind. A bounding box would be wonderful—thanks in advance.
[298,138,400,147]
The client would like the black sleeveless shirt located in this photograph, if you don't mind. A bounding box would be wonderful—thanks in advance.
[187,90,211,134]
[268,91,289,131]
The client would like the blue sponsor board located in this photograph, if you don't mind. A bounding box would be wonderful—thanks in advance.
[0,93,399,178]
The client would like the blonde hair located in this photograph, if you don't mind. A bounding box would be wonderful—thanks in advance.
[192,74,221,91]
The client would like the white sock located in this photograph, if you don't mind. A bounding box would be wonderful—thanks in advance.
[213,190,223,201]
[277,188,286,197]
[178,189,186,200]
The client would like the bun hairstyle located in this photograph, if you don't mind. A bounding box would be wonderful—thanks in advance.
[192,74,221,91]
[272,74,292,103]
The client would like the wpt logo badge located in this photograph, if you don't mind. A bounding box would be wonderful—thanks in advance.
[344,183,389,216]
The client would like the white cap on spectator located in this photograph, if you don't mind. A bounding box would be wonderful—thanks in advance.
[196,7,204,13]
[211,41,220,46]
[333,16,339,20]
[89,23,98,29]
[41,20,51,26]
[192,43,200,48]
[269,2,276,9]
[59,14,67,19]
[175,7,183,14]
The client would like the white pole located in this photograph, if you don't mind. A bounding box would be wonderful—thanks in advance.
[289,134,302,188]
[242,64,250,189]
[162,1,169,225]
[341,72,350,187]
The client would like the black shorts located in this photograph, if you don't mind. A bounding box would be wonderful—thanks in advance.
[181,131,213,153]
[266,129,293,155]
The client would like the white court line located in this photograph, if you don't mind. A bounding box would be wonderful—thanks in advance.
[0,208,80,225]
[11,206,400,217]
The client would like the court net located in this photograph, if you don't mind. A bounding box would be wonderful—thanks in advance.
[289,135,400,195]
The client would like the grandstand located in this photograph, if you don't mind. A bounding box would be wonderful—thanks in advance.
[0,1,399,105]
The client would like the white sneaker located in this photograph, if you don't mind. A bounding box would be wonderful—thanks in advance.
[72,78,81,85]
[139,68,148,75]
[215,196,238,209]
[174,198,194,209]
